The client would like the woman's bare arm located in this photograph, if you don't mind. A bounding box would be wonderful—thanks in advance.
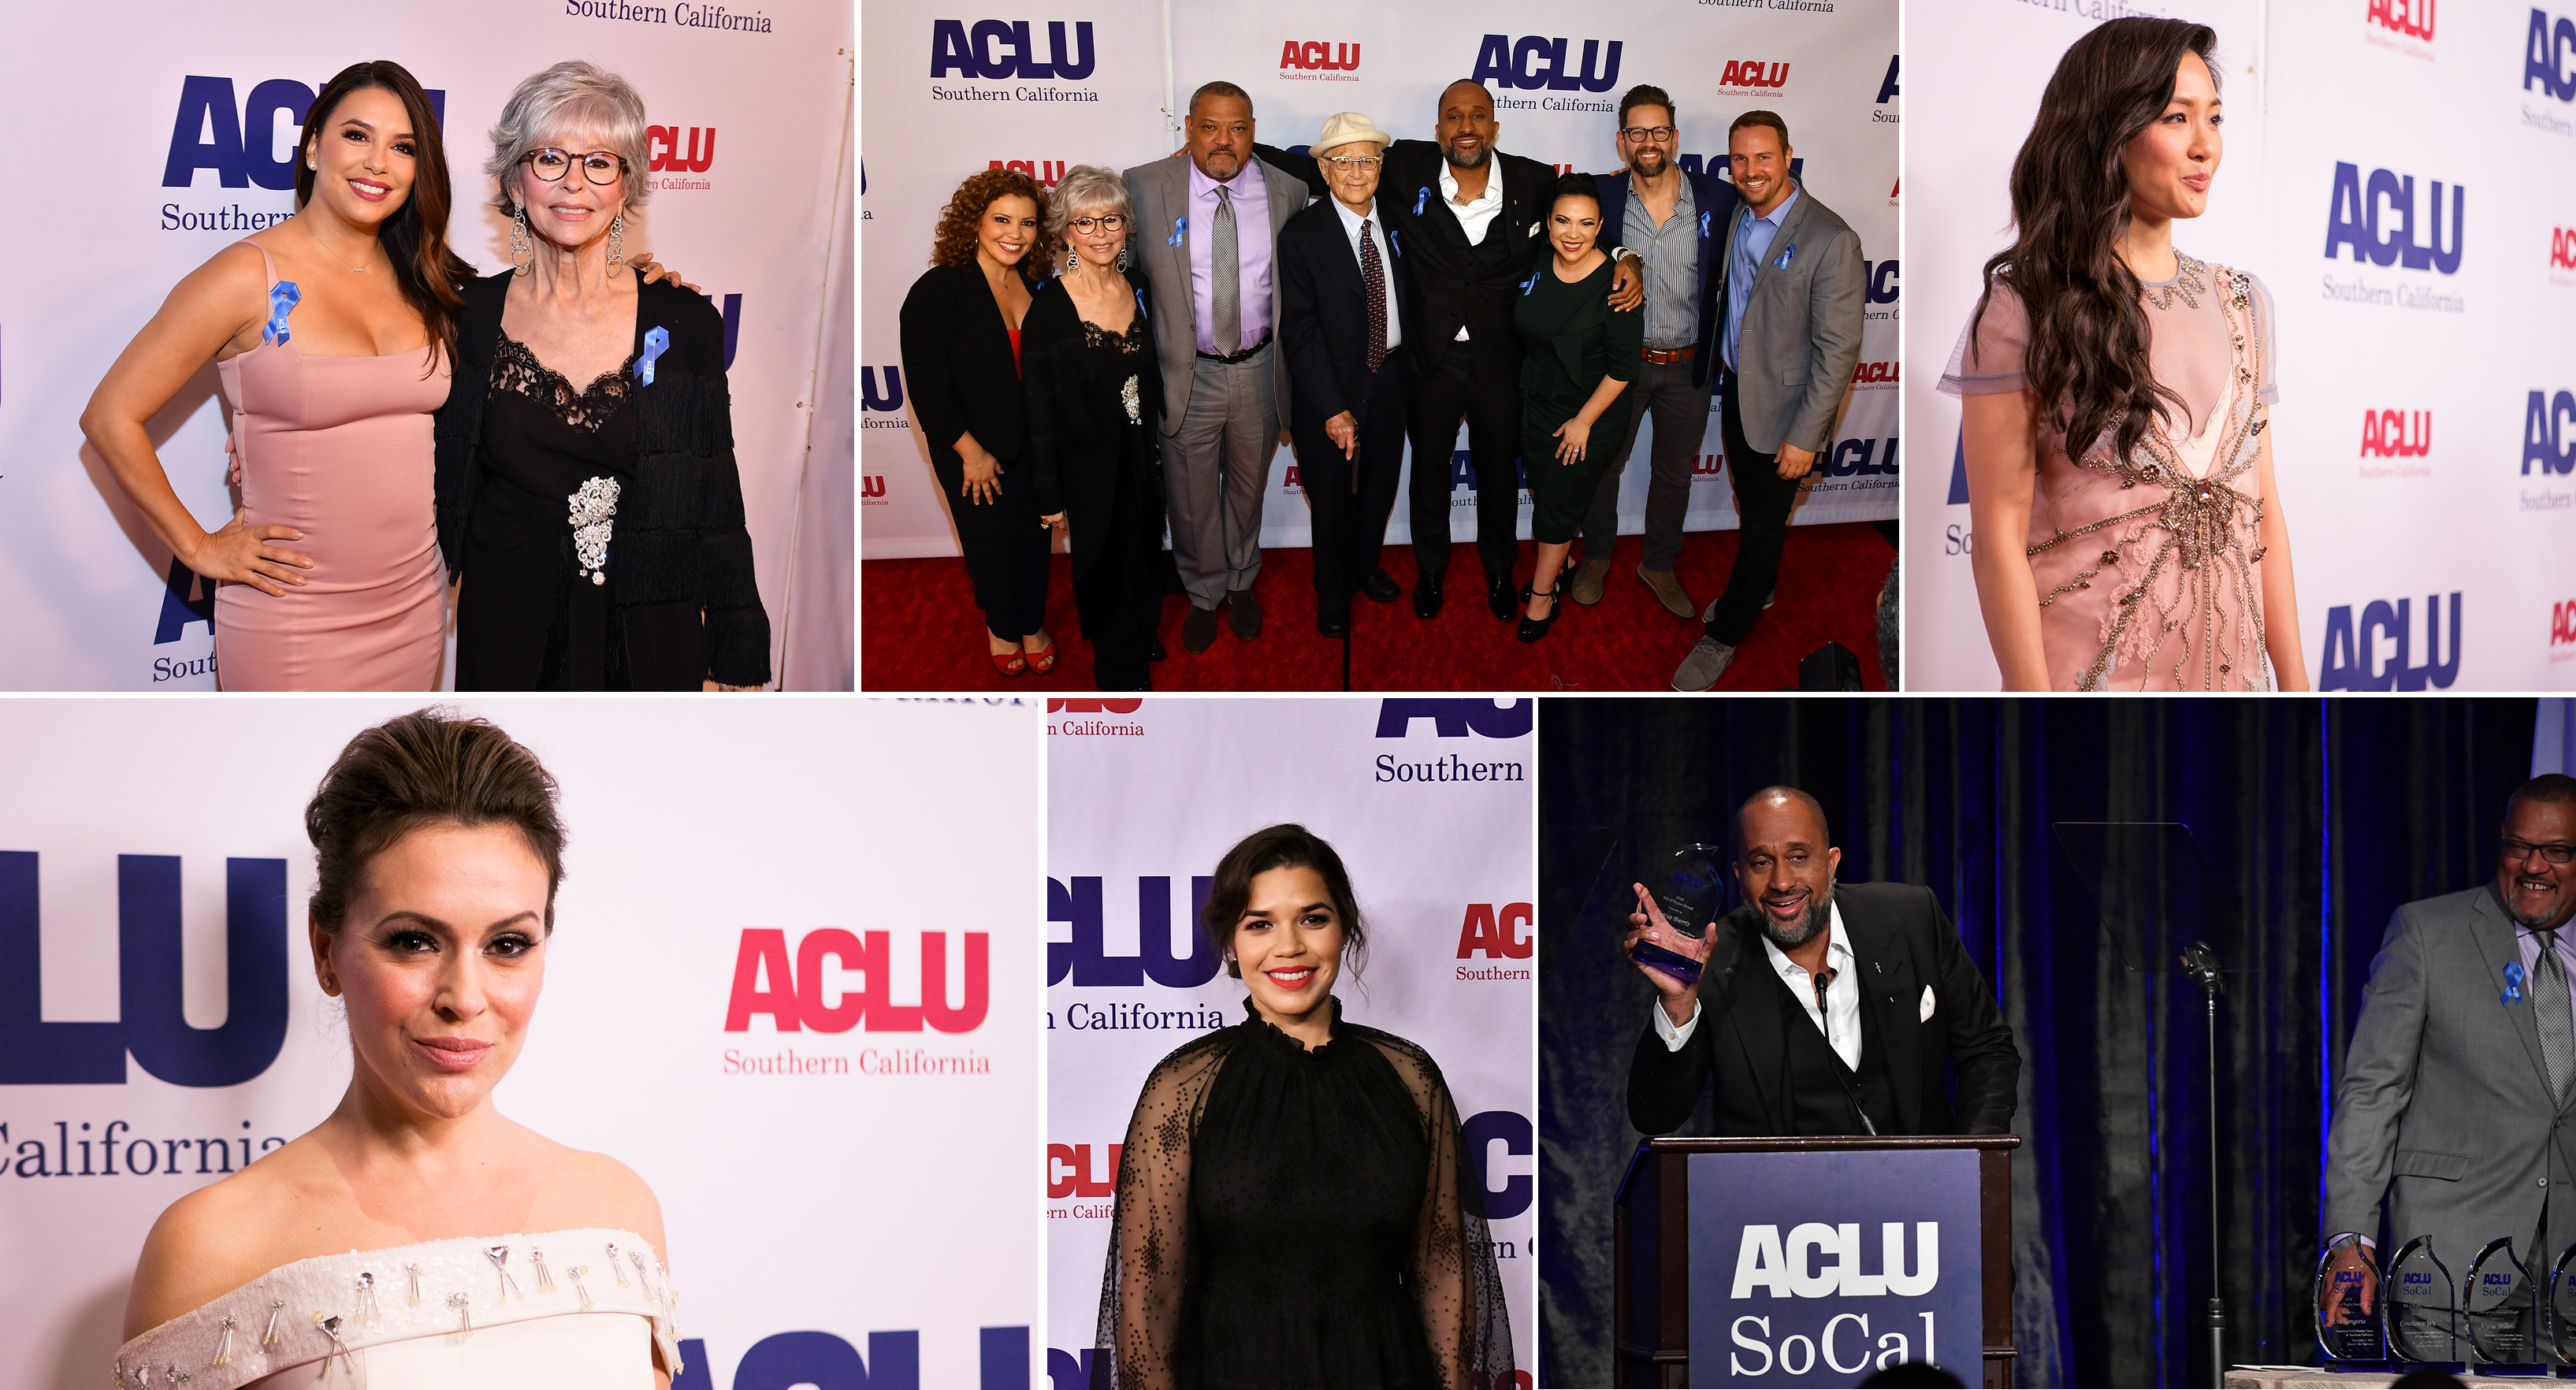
[1961,389,2053,690]
[2254,428,2308,690]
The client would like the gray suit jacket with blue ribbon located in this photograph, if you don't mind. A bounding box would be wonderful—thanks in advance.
[1713,178,1865,456]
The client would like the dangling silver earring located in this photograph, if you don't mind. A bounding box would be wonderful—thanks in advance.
[1065,245,1080,275]
[509,204,531,277]
[1115,244,1129,273]
[607,212,625,278]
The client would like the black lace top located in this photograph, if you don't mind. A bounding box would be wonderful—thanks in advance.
[1093,998,1512,1390]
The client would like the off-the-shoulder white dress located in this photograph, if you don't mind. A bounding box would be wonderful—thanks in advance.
[113,1228,681,1388]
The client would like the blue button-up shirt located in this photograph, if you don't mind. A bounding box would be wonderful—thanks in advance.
[1723,184,1797,374]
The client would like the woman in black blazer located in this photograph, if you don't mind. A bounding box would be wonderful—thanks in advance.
[1024,165,1165,691]
[898,168,1058,677]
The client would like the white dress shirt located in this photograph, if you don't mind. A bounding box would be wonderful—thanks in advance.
[1438,160,1505,341]
[1652,900,1861,1072]
[1330,197,1402,350]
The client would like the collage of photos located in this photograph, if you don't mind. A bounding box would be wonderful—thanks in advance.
[8,1,2576,1389]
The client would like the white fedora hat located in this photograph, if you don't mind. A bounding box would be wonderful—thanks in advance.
[1312,111,1393,154]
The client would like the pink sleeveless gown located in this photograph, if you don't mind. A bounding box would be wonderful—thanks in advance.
[212,241,448,690]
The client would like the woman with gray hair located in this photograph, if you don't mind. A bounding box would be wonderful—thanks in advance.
[433,60,770,690]
[1023,165,1168,689]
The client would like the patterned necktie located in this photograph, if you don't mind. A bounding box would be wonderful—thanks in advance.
[1212,184,1240,353]
[2538,929,2574,1103]
[1359,217,1387,374]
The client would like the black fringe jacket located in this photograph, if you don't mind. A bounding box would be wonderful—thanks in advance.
[433,272,771,687]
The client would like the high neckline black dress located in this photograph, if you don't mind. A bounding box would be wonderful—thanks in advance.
[1094,998,1512,1390]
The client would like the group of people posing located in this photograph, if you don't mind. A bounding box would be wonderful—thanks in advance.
[900,76,1867,691]
[87,60,770,692]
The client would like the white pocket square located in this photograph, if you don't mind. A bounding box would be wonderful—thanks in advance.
[1920,986,1936,1022]
[1527,220,1541,237]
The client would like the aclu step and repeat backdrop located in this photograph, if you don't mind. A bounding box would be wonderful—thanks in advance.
[862,0,1897,560]
[0,0,855,691]
[0,698,1041,1390]
[1907,3,2576,690]
[1046,697,1537,1385]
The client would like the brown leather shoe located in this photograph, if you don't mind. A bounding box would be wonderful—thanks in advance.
[1637,566,1694,619]
[1569,558,1612,606]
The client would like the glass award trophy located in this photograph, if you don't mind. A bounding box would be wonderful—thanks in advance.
[1630,843,1726,986]
[2314,1236,2384,1365]
[2547,1243,2576,1369]
[2385,1236,2464,1370]
[2466,1237,2545,1373]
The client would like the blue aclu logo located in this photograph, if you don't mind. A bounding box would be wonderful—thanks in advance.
[1865,259,1900,306]
[0,853,288,1086]
[2324,163,2465,273]
[165,76,445,190]
[2527,390,2576,474]
[2530,9,2576,101]
[862,366,905,412]
[1048,875,1221,988]
[676,1326,1028,1390]
[1472,35,1622,91]
[1373,699,1533,739]
[2318,593,2463,690]
[930,20,1095,79]
[1823,435,1896,478]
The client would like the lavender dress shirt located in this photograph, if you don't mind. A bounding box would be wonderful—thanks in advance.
[1186,158,1273,355]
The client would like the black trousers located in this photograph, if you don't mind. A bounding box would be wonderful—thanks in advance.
[1071,462,1162,693]
[1704,368,1803,647]
[931,445,1050,641]
[1292,362,1408,608]
[1407,336,1521,585]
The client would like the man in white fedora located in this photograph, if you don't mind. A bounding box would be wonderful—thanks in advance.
[1277,111,1418,637]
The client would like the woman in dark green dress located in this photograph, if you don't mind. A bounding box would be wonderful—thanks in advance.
[1512,172,1641,642]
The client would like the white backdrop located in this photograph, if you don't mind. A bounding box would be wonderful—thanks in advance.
[1905,2,2576,691]
[0,0,854,691]
[1045,696,1537,1387]
[861,0,1897,561]
[0,697,1042,1390]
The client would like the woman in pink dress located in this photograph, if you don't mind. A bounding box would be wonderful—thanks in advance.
[1941,18,2307,692]
[85,61,464,690]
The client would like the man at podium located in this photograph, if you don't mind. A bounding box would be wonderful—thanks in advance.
[2319,774,2576,1323]
[1619,786,2020,1136]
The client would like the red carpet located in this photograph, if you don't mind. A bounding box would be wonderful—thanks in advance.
[861,523,1892,692]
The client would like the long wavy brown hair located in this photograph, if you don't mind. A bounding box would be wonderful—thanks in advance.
[1972,18,2217,464]
[296,61,472,377]
[928,167,1058,278]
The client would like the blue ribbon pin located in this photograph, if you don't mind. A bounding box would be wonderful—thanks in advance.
[636,325,670,386]
[1774,241,1797,270]
[1413,186,1429,217]
[1390,229,1403,260]
[1169,214,1187,248]
[1518,270,1540,295]
[2507,960,2527,1006]
[261,281,300,346]
[1699,210,1712,240]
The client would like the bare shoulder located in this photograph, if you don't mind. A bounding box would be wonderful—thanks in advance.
[520,1127,667,1253]
[123,1138,324,1340]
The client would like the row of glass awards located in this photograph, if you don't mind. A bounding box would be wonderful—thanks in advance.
[2317,1233,2576,1374]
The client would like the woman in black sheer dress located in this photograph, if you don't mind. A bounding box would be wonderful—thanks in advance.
[1094,824,1512,1390]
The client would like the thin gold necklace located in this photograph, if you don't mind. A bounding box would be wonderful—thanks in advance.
[303,216,377,273]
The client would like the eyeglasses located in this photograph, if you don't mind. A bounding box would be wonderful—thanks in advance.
[1619,125,1678,143]
[1067,214,1127,233]
[1321,154,1382,170]
[2503,838,2576,865]
[522,149,627,184]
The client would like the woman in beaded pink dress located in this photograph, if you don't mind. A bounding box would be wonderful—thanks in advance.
[1940,17,2307,692]
[113,711,679,1388]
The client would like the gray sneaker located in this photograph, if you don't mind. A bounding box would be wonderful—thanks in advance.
[1695,590,1775,623]
[1671,637,1738,692]
[1637,566,1694,618]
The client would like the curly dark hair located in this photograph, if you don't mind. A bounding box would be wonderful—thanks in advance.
[1973,17,2219,464]
[1201,823,1367,981]
[928,166,1058,277]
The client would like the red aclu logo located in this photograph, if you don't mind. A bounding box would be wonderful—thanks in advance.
[2553,600,2576,649]
[862,474,887,501]
[2367,0,2435,41]
[1457,902,1534,960]
[1047,1142,1121,1199]
[1281,463,1304,493]
[723,928,989,1033]
[2552,226,2576,281]
[1851,360,1899,387]
[2362,408,2432,457]
[989,159,1066,188]
[1278,39,1361,72]
[1718,59,1790,90]
[1691,452,1724,478]
[647,125,716,173]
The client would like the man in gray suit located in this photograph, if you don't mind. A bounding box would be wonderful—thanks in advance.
[1124,82,1310,653]
[2319,775,2576,1338]
[1671,111,1864,692]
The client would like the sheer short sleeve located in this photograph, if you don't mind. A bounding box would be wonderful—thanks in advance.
[1937,280,2031,397]
[1094,1035,1225,1390]
[2246,271,2280,407]
[1367,1035,1515,1390]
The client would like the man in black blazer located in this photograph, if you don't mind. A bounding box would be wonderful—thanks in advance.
[1622,787,2020,1136]
[1277,112,1417,637]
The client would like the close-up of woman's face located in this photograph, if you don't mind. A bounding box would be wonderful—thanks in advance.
[2121,49,2221,224]
[1549,196,1601,259]
[317,820,552,1119]
[1066,202,1125,269]
[1232,864,1345,1024]
[514,124,630,251]
[979,194,1039,268]
[301,84,418,228]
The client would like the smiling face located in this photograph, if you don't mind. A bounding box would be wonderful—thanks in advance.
[1318,139,1383,212]
[1734,794,1841,950]
[1619,102,1676,179]
[302,84,418,227]
[1186,93,1255,182]
[510,124,629,253]
[1065,199,1127,269]
[2498,796,2576,931]
[1436,80,1500,170]
[1728,122,1792,216]
[1549,194,1602,259]
[1232,865,1345,1027]
[977,193,1039,270]
[2121,50,2222,223]
[316,821,552,1120]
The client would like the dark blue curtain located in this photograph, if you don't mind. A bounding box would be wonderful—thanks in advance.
[1537,697,2537,1388]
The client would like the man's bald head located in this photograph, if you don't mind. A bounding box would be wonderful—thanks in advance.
[1734,786,1831,857]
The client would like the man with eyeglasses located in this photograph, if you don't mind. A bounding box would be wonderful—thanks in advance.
[2320,774,2576,1340]
[1568,85,1742,619]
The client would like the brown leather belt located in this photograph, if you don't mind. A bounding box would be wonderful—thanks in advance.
[1641,344,1697,365]
[1196,329,1274,365]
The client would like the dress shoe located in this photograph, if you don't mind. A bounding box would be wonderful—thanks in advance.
[1182,604,1221,653]
[1638,566,1694,619]
[1486,573,1516,620]
[1569,558,1611,606]
[1697,591,1776,624]
[1357,568,1401,604]
[1228,588,1262,640]
[1671,637,1738,691]
[1318,595,1351,638]
[1414,575,1445,619]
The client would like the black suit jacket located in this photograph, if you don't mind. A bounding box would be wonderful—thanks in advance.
[1594,166,1741,389]
[1626,881,2020,1136]
[898,260,1029,465]
[1021,266,1162,580]
[1277,198,1419,431]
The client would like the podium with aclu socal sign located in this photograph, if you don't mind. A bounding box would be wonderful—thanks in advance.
[1614,1135,2020,1388]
